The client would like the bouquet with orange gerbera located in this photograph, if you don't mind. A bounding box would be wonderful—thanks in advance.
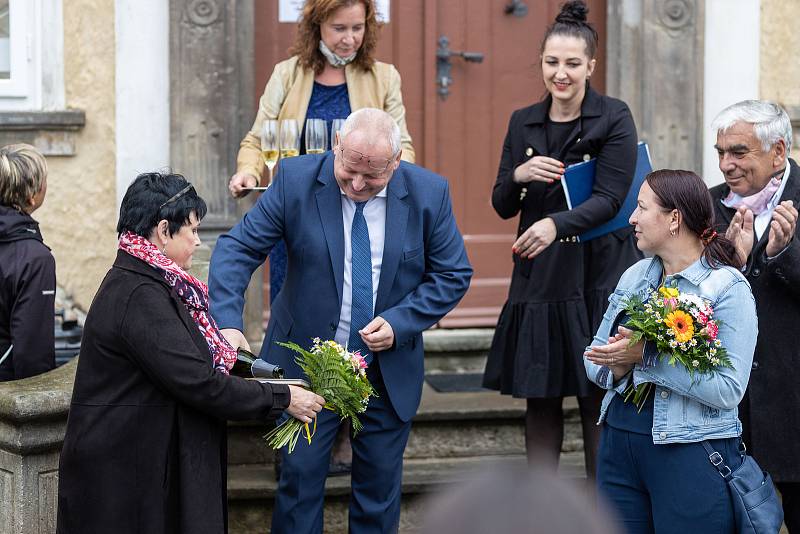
[620,283,732,411]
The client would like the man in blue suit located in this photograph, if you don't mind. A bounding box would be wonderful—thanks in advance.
[209,108,472,533]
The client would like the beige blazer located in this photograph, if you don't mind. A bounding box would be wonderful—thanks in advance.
[237,56,416,179]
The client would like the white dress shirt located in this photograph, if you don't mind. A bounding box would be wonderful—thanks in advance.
[334,188,387,348]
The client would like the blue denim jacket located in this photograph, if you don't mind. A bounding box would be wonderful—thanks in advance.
[585,256,757,444]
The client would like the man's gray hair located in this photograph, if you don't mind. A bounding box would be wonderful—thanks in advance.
[340,108,402,156]
[712,100,793,153]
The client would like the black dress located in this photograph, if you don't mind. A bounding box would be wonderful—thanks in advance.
[482,88,643,399]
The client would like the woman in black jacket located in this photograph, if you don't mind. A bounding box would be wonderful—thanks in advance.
[482,1,642,477]
[57,172,325,534]
[0,143,55,381]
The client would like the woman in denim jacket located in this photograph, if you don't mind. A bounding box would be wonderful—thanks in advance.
[584,170,757,533]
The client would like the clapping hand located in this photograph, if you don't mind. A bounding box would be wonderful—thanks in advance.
[726,206,755,268]
[584,326,643,381]
[766,200,797,258]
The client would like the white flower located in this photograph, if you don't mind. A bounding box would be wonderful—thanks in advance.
[714,339,722,347]
[689,338,697,347]
[657,334,664,341]
[678,293,705,309]
[711,357,720,365]
[669,340,678,348]
[710,348,717,356]
[692,360,700,367]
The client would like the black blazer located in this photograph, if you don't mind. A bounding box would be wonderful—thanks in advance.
[491,87,641,293]
[492,86,638,240]
[57,251,290,533]
[710,158,800,483]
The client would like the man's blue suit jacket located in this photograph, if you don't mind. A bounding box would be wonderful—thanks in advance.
[209,153,472,422]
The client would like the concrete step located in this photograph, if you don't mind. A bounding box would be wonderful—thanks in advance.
[422,328,493,374]
[228,385,586,465]
[227,452,586,534]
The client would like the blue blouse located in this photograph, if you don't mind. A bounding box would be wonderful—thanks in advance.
[302,81,351,153]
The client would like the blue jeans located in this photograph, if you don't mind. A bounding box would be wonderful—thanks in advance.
[597,424,740,534]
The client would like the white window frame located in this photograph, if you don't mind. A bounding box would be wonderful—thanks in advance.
[0,0,64,111]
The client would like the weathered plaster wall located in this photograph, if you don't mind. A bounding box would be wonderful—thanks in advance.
[38,1,116,310]
[760,0,800,120]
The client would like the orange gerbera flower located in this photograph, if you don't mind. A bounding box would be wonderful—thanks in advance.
[665,310,694,343]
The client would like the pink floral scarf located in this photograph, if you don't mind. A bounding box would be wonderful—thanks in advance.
[119,231,236,374]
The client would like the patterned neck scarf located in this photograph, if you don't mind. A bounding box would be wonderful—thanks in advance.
[318,40,357,68]
[721,169,784,216]
[118,231,236,374]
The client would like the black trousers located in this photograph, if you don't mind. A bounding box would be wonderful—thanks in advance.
[777,482,800,533]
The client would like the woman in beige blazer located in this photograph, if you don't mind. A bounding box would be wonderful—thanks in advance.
[228,0,415,197]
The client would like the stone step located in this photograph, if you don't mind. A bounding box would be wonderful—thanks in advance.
[227,452,586,534]
[422,328,493,374]
[228,386,585,465]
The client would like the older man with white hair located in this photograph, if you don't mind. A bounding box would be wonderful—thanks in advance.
[209,108,472,533]
[710,99,799,531]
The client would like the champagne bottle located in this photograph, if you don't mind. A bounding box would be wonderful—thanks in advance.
[231,348,284,379]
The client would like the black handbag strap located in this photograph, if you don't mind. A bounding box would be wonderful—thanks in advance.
[702,440,734,480]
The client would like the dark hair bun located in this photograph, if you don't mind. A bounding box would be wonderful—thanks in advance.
[555,0,589,24]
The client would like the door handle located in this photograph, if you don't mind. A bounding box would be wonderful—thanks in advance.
[436,35,484,100]
[504,0,528,17]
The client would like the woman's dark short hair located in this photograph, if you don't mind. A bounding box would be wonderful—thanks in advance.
[291,0,380,75]
[117,172,207,238]
[540,0,599,59]
[646,169,739,268]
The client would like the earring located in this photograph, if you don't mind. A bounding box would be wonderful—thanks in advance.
[670,229,677,237]
[162,242,168,254]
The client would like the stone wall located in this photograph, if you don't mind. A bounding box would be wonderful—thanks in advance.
[760,0,800,107]
[760,0,800,149]
[37,0,117,311]
[0,361,75,533]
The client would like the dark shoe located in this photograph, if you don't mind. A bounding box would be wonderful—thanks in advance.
[328,461,352,477]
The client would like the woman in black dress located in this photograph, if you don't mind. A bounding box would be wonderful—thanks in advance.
[482,0,642,476]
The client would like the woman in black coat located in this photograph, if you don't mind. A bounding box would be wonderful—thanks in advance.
[57,172,325,534]
[482,1,642,476]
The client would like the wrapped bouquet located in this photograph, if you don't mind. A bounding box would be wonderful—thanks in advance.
[621,284,732,411]
[264,338,376,453]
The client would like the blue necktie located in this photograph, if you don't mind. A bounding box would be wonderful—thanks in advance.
[349,201,373,362]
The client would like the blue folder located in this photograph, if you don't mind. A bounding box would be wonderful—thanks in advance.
[561,141,652,242]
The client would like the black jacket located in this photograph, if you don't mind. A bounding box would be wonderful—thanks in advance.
[492,86,639,240]
[0,205,55,381]
[491,87,642,293]
[57,251,291,533]
[710,158,800,483]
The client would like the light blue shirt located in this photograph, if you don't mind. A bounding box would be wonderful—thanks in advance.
[335,187,387,348]
[585,256,758,443]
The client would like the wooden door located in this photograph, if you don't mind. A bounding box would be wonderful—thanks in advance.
[254,0,606,327]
